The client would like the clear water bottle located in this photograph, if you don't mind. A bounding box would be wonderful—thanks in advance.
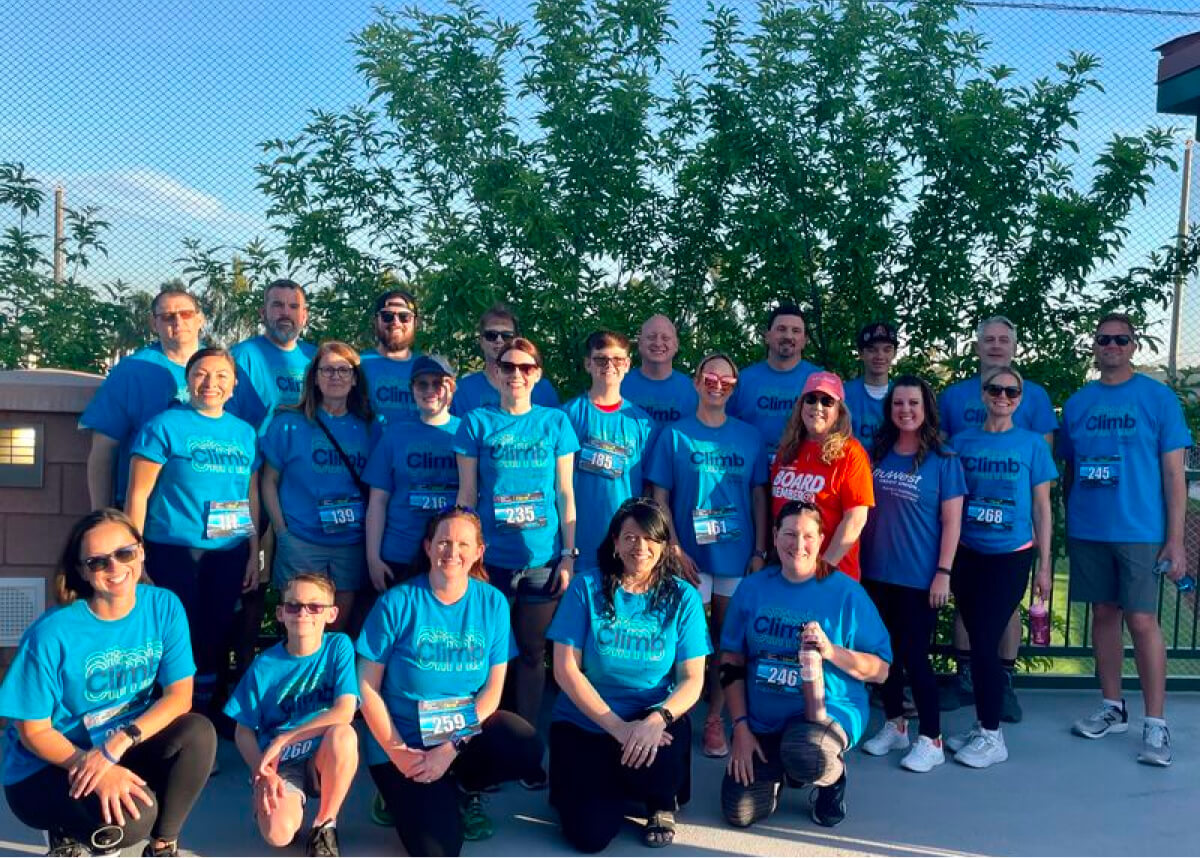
[1153,559,1196,593]
[799,624,827,722]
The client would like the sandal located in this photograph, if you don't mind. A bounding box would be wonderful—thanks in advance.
[643,810,676,848]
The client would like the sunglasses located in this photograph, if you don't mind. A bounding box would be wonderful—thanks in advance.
[378,310,415,324]
[82,543,140,574]
[589,355,629,369]
[482,329,516,343]
[318,366,354,379]
[154,309,198,323]
[802,393,838,408]
[280,601,334,616]
[498,360,539,377]
[1095,334,1132,347]
[701,372,737,391]
[984,384,1022,399]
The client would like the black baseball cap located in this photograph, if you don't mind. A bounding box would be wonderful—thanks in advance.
[857,321,899,349]
[410,354,455,381]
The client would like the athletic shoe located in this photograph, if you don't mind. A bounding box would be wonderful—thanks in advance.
[945,722,981,754]
[810,773,847,827]
[305,822,340,857]
[370,790,394,827]
[862,719,910,756]
[141,841,179,857]
[703,715,729,758]
[1137,722,1173,767]
[1000,670,1022,723]
[461,792,495,841]
[954,728,1008,768]
[44,831,87,857]
[1072,700,1129,739]
[900,736,946,773]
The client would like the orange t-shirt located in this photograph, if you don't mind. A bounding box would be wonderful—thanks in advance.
[769,438,875,579]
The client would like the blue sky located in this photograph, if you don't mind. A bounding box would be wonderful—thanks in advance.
[3,0,1199,354]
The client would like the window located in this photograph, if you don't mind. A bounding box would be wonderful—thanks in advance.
[0,424,43,488]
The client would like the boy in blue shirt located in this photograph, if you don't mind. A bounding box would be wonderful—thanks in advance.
[842,321,897,446]
[225,573,359,856]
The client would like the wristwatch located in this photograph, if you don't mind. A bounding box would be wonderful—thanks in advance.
[651,705,675,727]
[121,723,143,747]
[560,547,580,559]
[753,550,769,560]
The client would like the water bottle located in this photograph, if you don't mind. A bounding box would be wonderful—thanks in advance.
[1028,598,1050,646]
[1153,558,1196,593]
[799,623,827,722]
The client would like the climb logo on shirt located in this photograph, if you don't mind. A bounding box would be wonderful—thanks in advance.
[84,640,164,703]
[596,616,668,661]
[960,451,1021,479]
[311,441,367,475]
[375,384,414,407]
[489,434,551,468]
[277,672,338,719]
[415,627,488,671]
[188,438,252,474]
[756,391,797,414]
[1083,405,1137,437]
[751,607,815,649]
[688,443,745,473]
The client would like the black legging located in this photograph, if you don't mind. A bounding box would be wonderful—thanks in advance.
[549,715,692,854]
[951,545,1033,731]
[4,713,216,850]
[864,578,940,739]
[369,710,543,857]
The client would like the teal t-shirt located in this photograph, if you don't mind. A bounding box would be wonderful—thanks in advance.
[362,417,462,565]
[547,571,711,732]
[454,405,580,569]
[132,406,260,549]
[361,351,420,426]
[260,410,375,546]
[0,586,195,785]
[645,416,768,578]
[720,567,891,746]
[228,335,316,431]
[356,576,515,762]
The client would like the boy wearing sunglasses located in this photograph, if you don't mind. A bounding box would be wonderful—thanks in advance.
[451,305,560,416]
[1061,313,1191,767]
[361,290,423,425]
[224,573,360,856]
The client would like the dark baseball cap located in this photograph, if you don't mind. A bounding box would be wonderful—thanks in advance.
[409,354,456,381]
[857,321,898,350]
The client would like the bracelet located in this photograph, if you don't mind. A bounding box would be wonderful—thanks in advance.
[651,705,675,727]
[99,743,120,765]
[936,566,952,577]
[732,715,750,728]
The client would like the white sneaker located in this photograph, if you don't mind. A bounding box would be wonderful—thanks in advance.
[900,735,946,772]
[862,719,911,756]
[945,722,981,753]
[954,728,1008,768]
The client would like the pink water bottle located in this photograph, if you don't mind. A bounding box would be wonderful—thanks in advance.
[1029,598,1050,646]
[799,624,827,722]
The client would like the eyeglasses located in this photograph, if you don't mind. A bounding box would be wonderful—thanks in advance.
[1095,334,1132,347]
[498,360,539,377]
[701,372,737,391]
[281,601,334,615]
[589,356,630,369]
[318,366,354,379]
[802,393,838,408]
[378,310,415,325]
[81,543,140,574]
[413,377,448,391]
[482,329,516,343]
[984,384,1022,399]
[154,309,198,323]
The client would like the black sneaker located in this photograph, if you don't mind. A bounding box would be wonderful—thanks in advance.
[141,841,179,857]
[306,822,340,857]
[45,831,87,857]
[810,773,847,828]
[1000,669,1023,723]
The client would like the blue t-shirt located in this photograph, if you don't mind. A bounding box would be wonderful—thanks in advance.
[228,336,317,431]
[78,345,191,505]
[620,369,698,442]
[361,351,420,426]
[861,447,967,589]
[939,375,1058,438]
[843,378,890,448]
[646,416,768,578]
[132,406,260,549]
[450,370,560,416]
[720,567,891,746]
[952,427,1058,554]
[727,359,822,458]
[356,576,515,762]
[454,406,580,569]
[224,633,358,756]
[362,417,462,565]
[547,571,711,732]
[1060,374,1192,543]
[260,410,375,546]
[561,396,654,569]
[0,586,194,785]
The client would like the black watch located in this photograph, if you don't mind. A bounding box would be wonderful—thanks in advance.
[753,550,769,560]
[651,705,675,727]
[121,724,143,747]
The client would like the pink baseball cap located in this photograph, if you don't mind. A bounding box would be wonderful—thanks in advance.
[801,371,845,401]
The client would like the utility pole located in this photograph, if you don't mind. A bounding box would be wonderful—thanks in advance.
[52,185,64,284]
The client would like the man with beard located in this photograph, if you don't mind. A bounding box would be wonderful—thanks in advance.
[228,279,317,432]
[360,290,421,425]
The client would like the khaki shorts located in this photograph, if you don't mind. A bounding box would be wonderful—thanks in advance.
[1067,539,1160,615]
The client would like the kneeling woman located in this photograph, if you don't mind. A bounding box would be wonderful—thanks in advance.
[357,506,544,857]
[0,509,216,856]
[720,502,890,830]
[548,498,710,852]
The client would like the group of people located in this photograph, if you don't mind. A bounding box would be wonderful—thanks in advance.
[0,279,1190,857]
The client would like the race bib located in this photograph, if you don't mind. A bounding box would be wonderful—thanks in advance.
[318,496,364,534]
[754,657,802,695]
[408,485,457,511]
[578,439,629,480]
[82,698,150,749]
[692,506,740,545]
[417,697,482,747]
[966,496,1015,531]
[1078,456,1121,487]
[494,492,547,531]
[204,499,254,540]
[277,735,321,764]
